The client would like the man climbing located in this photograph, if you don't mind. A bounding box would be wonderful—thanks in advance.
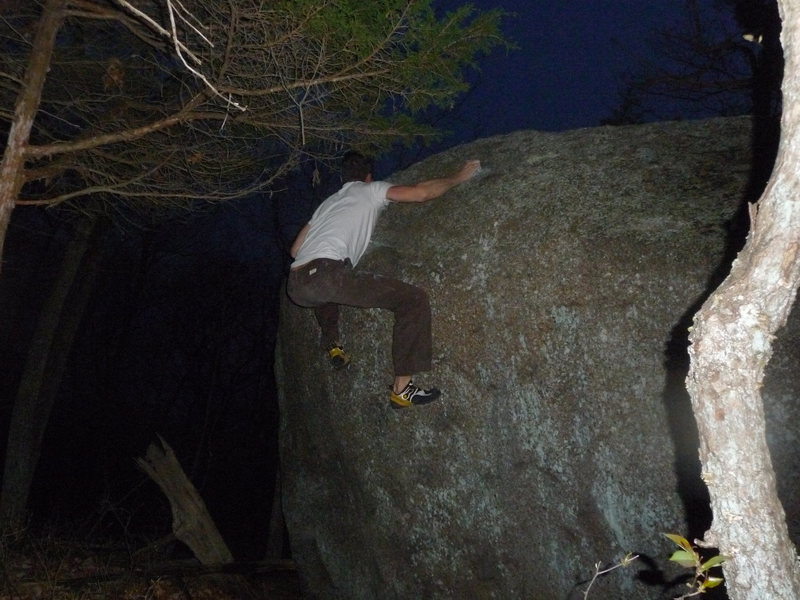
[287,151,480,408]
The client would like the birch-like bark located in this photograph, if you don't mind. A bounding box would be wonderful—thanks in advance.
[0,0,66,268]
[685,1,800,598]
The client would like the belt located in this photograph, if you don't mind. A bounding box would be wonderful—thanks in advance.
[291,257,349,272]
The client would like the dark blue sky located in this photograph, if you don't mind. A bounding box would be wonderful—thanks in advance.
[435,1,686,135]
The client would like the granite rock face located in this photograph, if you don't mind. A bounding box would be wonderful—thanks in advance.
[275,117,800,599]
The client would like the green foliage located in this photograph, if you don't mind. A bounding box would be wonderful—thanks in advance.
[269,0,510,121]
[581,534,729,598]
[6,0,510,212]
[664,533,728,597]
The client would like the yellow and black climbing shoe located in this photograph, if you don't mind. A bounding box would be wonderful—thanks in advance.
[389,381,441,408]
[327,344,351,369]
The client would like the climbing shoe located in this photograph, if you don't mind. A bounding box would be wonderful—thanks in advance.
[327,344,351,369]
[389,381,441,408]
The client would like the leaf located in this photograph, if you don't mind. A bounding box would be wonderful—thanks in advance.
[669,550,698,568]
[701,576,725,589]
[663,533,695,555]
[700,555,728,572]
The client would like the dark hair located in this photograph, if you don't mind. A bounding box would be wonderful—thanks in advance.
[341,151,374,183]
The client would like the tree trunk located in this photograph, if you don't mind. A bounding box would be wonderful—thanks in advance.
[685,2,800,598]
[0,0,65,268]
[0,215,107,529]
[264,468,285,560]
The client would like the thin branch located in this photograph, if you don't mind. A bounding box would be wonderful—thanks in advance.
[24,91,214,158]
[109,0,203,65]
[171,0,214,47]
[582,554,639,599]
[217,68,391,97]
[163,0,246,112]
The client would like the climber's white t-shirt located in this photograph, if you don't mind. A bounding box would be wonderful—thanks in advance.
[292,181,392,269]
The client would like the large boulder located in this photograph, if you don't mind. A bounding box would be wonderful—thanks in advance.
[275,117,800,599]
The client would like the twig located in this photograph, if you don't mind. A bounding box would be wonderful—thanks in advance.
[164,0,246,112]
[110,0,202,65]
[112,0,246,112]
[171,0,214,47]
[583,554,639,599]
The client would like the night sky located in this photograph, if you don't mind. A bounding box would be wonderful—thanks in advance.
[1,0,753,561]
[433,1,685,136]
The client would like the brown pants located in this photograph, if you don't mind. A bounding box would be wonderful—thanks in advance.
[287,258,432,375]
